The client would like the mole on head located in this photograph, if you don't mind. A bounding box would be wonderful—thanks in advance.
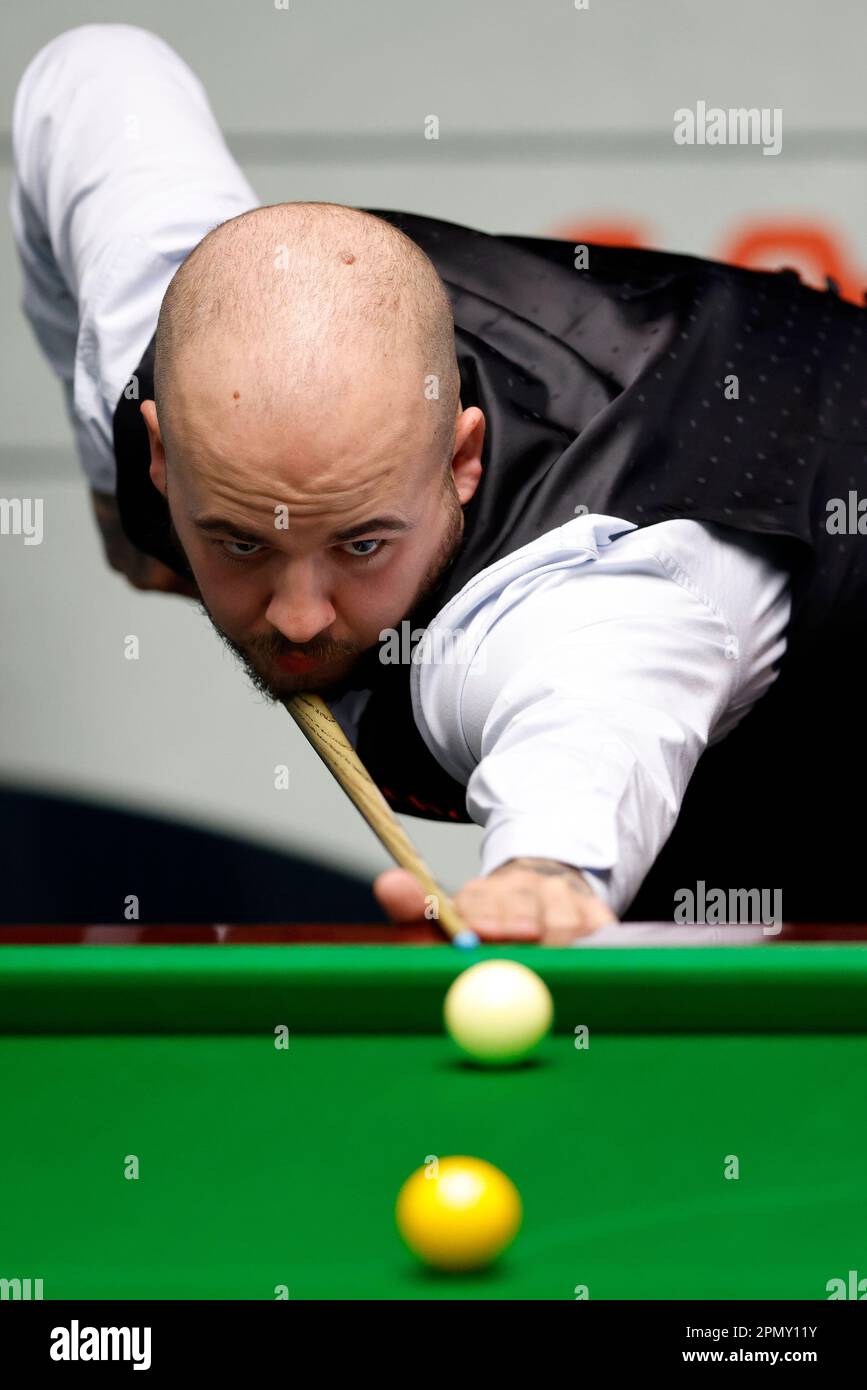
[341,253,355,265]
[233,390,241,400]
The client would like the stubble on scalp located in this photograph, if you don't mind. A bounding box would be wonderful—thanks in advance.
[153,200,461,468]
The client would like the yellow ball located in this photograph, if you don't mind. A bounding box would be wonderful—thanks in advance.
[396,1156,522,1271]
[444,959,554,1065]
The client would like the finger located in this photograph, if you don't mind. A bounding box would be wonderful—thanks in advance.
[372,868,429,924]
[540,880,617,945]
[533,878,587,946]
[460,879,540,937]
[497,885,546,937]
[466,884,541,939]
[541,913,605,946]
[140,561,197,595]
[164,575,199,598]
[455,880,542,940]
[125,563,198,597]
[472,918,541,942]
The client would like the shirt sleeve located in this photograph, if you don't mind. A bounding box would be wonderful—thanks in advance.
[9,24,259,491]
[413,518,792,917]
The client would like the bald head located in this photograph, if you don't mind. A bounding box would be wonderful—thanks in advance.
[153,201,460,464]
[143,201,485,705]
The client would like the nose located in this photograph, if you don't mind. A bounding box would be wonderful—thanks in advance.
[264,557,336,644]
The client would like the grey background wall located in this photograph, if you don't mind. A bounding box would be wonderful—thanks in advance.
[2,0,866,902]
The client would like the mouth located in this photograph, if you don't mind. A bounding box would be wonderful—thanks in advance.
[275,652,324,675]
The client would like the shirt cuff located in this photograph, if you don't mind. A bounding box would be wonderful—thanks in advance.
[479,819,615,910]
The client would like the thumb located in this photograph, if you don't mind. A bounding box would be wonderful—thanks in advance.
[373,868,430,924]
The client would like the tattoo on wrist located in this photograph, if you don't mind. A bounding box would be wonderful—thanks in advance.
[499,857,592,895]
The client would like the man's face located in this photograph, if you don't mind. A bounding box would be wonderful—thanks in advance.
[143,381,481,704]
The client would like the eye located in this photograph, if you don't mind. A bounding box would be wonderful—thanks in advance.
[216,539,265,561]
[340,539,389,562]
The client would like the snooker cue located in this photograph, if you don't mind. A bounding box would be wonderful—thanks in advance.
[286,693,473,943]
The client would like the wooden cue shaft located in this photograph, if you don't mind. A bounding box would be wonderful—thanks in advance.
[286,692,470,941]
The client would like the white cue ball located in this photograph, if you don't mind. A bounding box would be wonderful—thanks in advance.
[444,960,554,1065]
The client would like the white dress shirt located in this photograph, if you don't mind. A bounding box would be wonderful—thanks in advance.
[10,23,258,492]
[408,514,790,914]
[10,24,794,916]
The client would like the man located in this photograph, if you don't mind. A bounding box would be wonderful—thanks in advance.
[11,26,866,941]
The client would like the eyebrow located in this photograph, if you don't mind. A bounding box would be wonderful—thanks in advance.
[193,514,413,544]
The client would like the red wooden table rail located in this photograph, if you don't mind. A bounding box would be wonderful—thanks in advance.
[2,923,867,945]
[0,923,442,944]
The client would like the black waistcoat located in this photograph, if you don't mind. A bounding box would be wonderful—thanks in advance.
[112,212,867,916]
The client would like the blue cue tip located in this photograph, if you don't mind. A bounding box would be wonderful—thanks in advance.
[452,929,481,950]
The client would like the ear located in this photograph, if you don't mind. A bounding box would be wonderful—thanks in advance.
[140,399,167,498]
[450,405,485,506]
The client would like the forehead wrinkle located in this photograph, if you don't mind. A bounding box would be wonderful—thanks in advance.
[183,427,404,499]
[200,460,400,510]
[170,401,415,524]
[187,458,408,538]
[178,408,405,483]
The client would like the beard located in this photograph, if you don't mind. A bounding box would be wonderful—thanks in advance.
[186,476,465,706]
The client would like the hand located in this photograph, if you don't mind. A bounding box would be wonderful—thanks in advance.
[373,856,617,945]
[90,489,198,597]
